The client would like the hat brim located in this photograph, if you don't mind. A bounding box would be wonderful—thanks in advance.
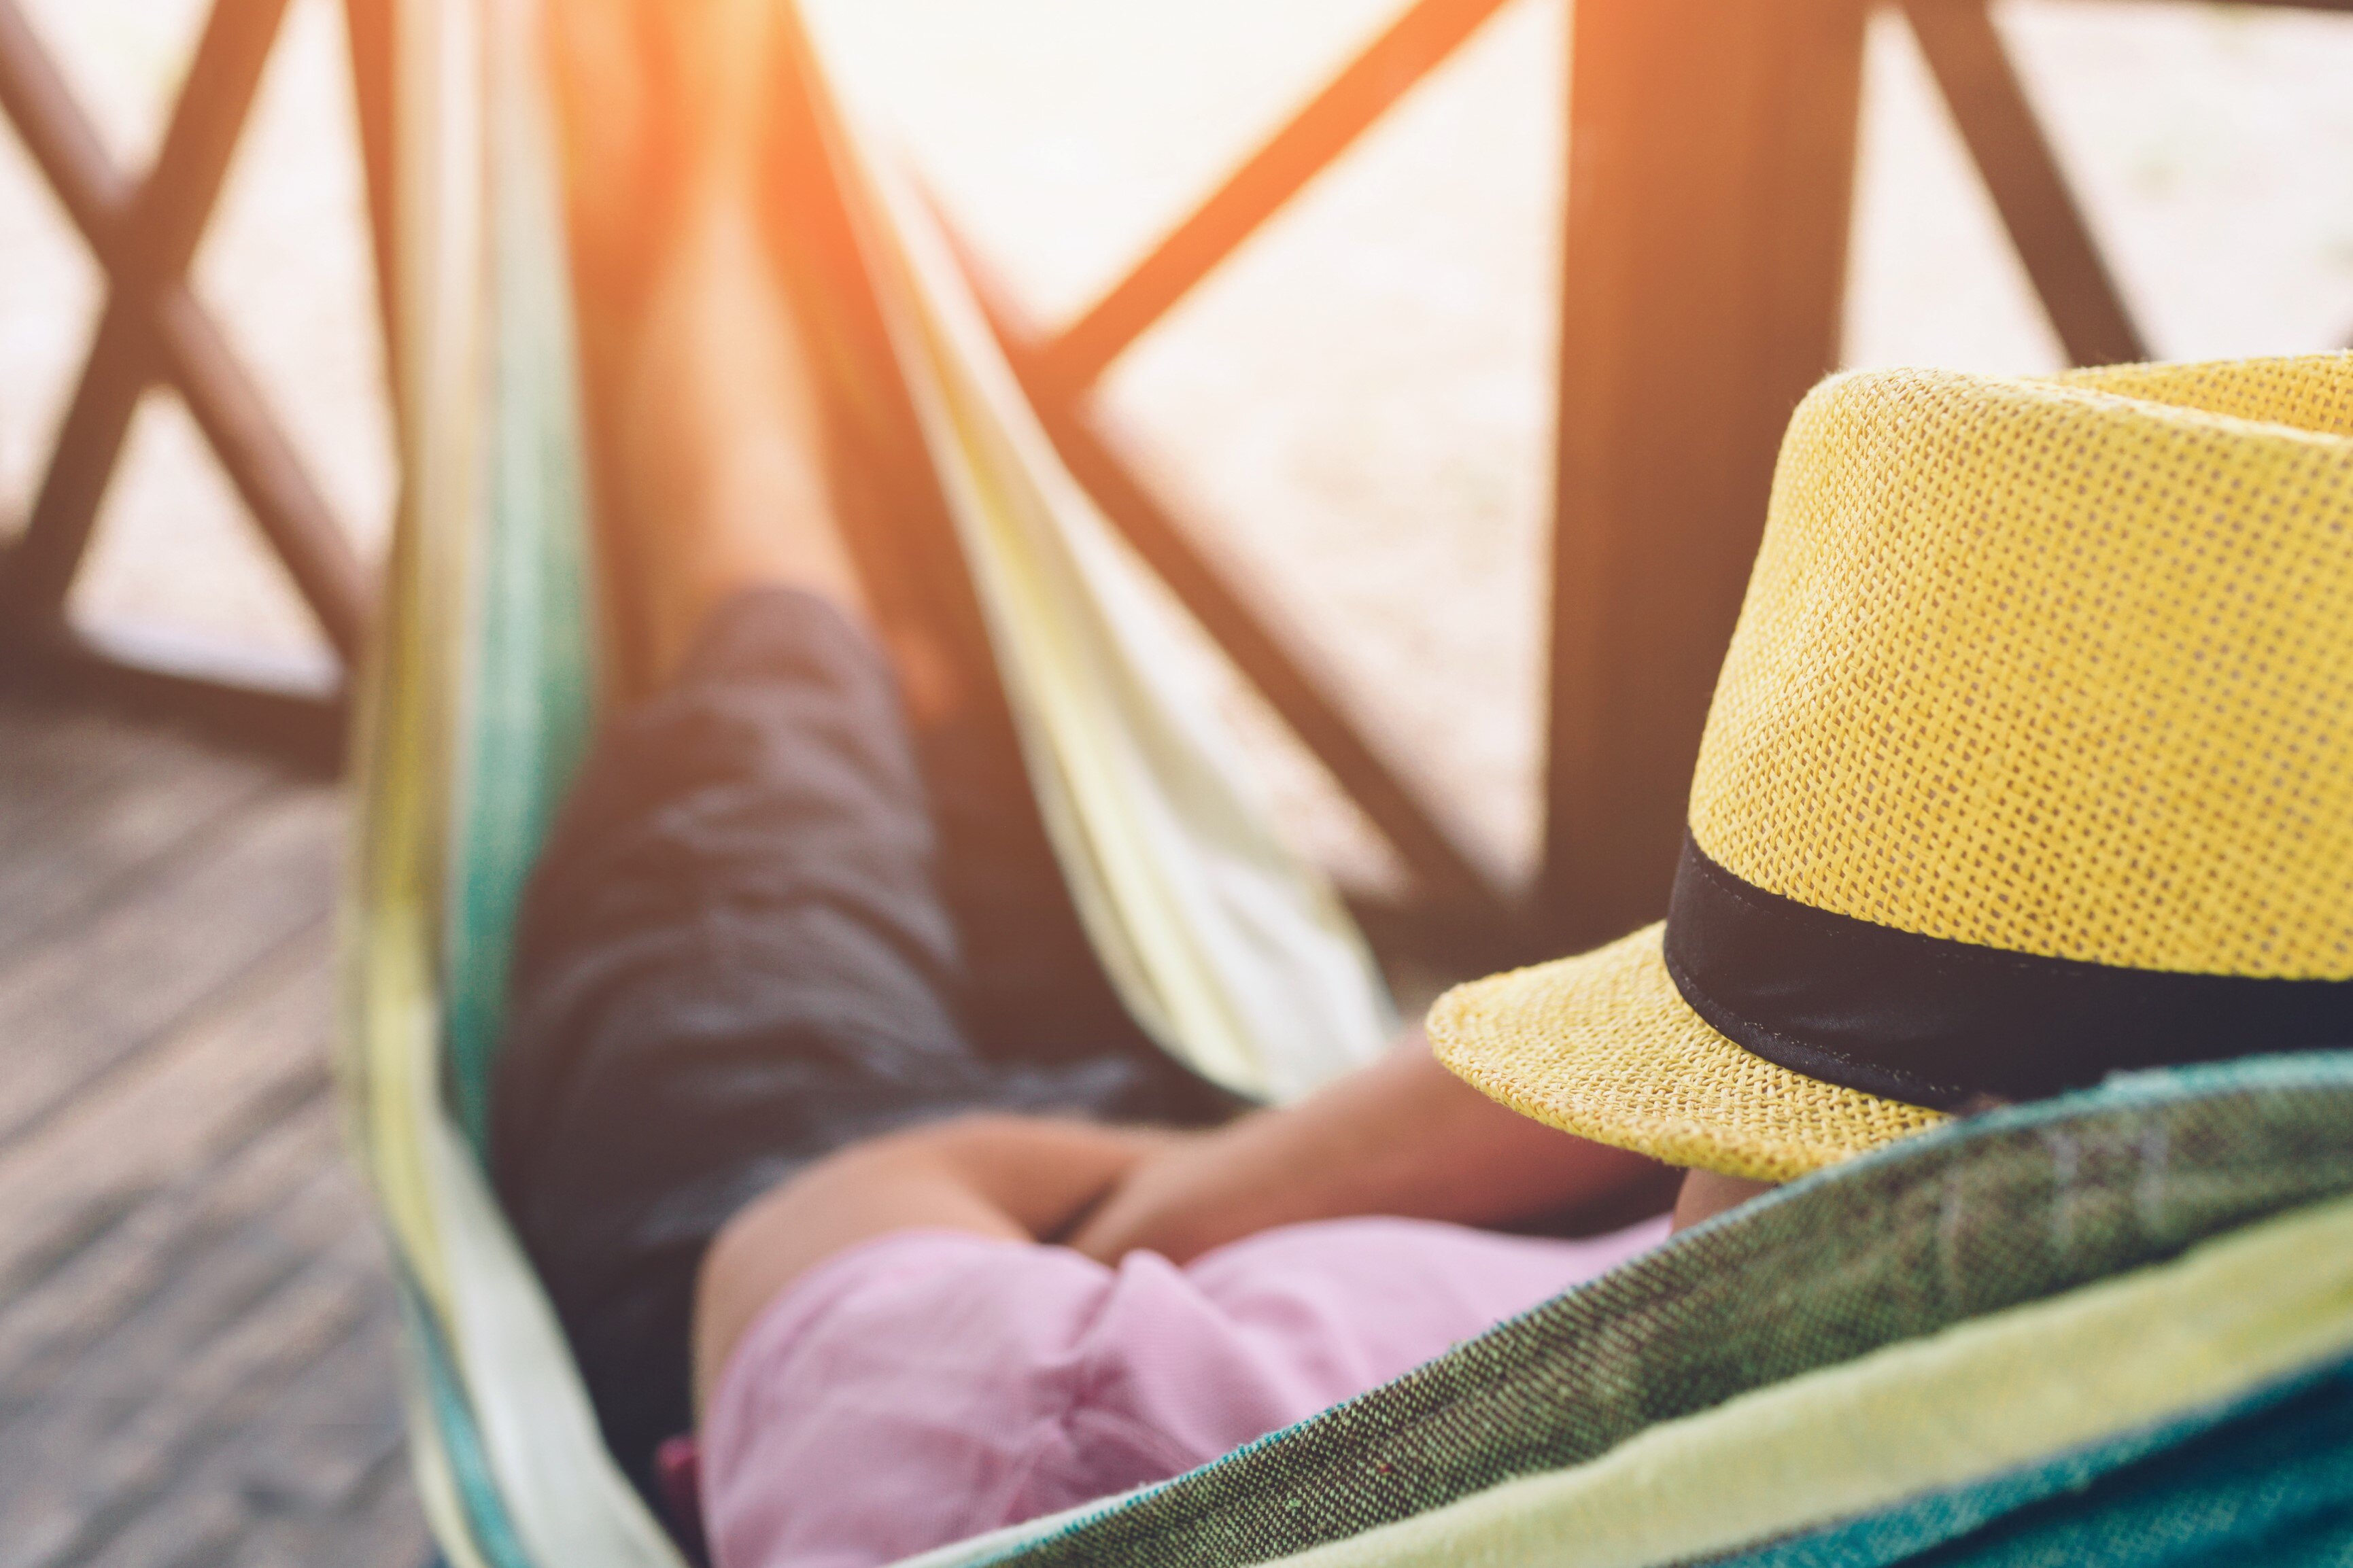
[1427,924,1950,1183]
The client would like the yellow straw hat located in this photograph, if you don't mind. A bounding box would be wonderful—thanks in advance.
[1431,354,2353,1183]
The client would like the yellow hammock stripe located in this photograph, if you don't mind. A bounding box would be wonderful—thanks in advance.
[1265,1191,2353,1568]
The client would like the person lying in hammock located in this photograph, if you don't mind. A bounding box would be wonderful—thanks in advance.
[506,12,2353,1568]
[493,3,1722,1563]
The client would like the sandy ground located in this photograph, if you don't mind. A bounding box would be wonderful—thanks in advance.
[3,0,2352,890]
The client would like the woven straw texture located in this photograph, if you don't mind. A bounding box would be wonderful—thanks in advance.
[1694,354,2353,976]
[1430,927,1942,1179]
[1432,354,2353,1177]
[976,1056,2353,1568]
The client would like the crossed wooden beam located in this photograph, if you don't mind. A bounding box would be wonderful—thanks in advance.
[935,0,2184,939]
[0,0,2336,933]
[0,0,379,684]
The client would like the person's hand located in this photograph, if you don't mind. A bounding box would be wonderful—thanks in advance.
[695,1116,1178,1416]
[1065,1128,1265,1264]
[1069,1035,1674,1267]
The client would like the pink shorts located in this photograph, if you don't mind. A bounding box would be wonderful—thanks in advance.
[701,1215,1668,1568]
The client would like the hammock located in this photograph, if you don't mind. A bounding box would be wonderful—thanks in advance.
[337,2,2353,1565]
[345,0,1389,1557]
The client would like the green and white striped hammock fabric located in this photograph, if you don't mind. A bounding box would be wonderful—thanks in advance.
[336,2,2353,1565]
[343,0,1388,1558]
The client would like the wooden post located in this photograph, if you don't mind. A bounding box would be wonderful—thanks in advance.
[1538,0,1870,951]
[342,0,400,404]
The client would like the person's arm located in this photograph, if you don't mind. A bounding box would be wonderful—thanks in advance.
[1067,1034,1674,1266]
[692,1116,1171,1416]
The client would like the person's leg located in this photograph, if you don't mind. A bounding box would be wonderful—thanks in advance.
[550,0,1212,1083]
[502,0,1232,1504]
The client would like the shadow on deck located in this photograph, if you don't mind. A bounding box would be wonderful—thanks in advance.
[0,686,426,1567]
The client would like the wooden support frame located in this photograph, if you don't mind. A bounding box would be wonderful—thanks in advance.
[0,0,373,745]
[1537,0,1874,949]
[0,0,2339,939]
[974,275,1512,920]
[341,0,400,412]
[1033,0,1517,401]
[946,0,2345,954]
[947,0,1529,935]
[1903,0,2145,366]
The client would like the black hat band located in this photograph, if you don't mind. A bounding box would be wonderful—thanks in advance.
[1660,832,2353,1110]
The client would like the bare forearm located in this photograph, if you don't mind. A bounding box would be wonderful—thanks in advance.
[1068,1037,1670,1265]
[693,1117,1163,1414]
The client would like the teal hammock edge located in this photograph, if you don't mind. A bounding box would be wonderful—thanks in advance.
[1719,1355,2353,1568]
[400,1274,537,1568]
[1011,1353,2353,1568]
[441,0,603,1150]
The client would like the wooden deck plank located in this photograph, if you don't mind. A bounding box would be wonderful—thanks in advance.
[0,697,425,1567]
[81,1329,411,1568]
[57,1244,390,1567]
[0,1127,398,1568]
[0,714,283,960]
[0,1098,347,1442]
[233,1465,429,1568]
[0,703,172,819]
[0,932,329,1297]
[228,1326,409,1525]
[0,784,339,1154]
[235,1470,429,1568]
